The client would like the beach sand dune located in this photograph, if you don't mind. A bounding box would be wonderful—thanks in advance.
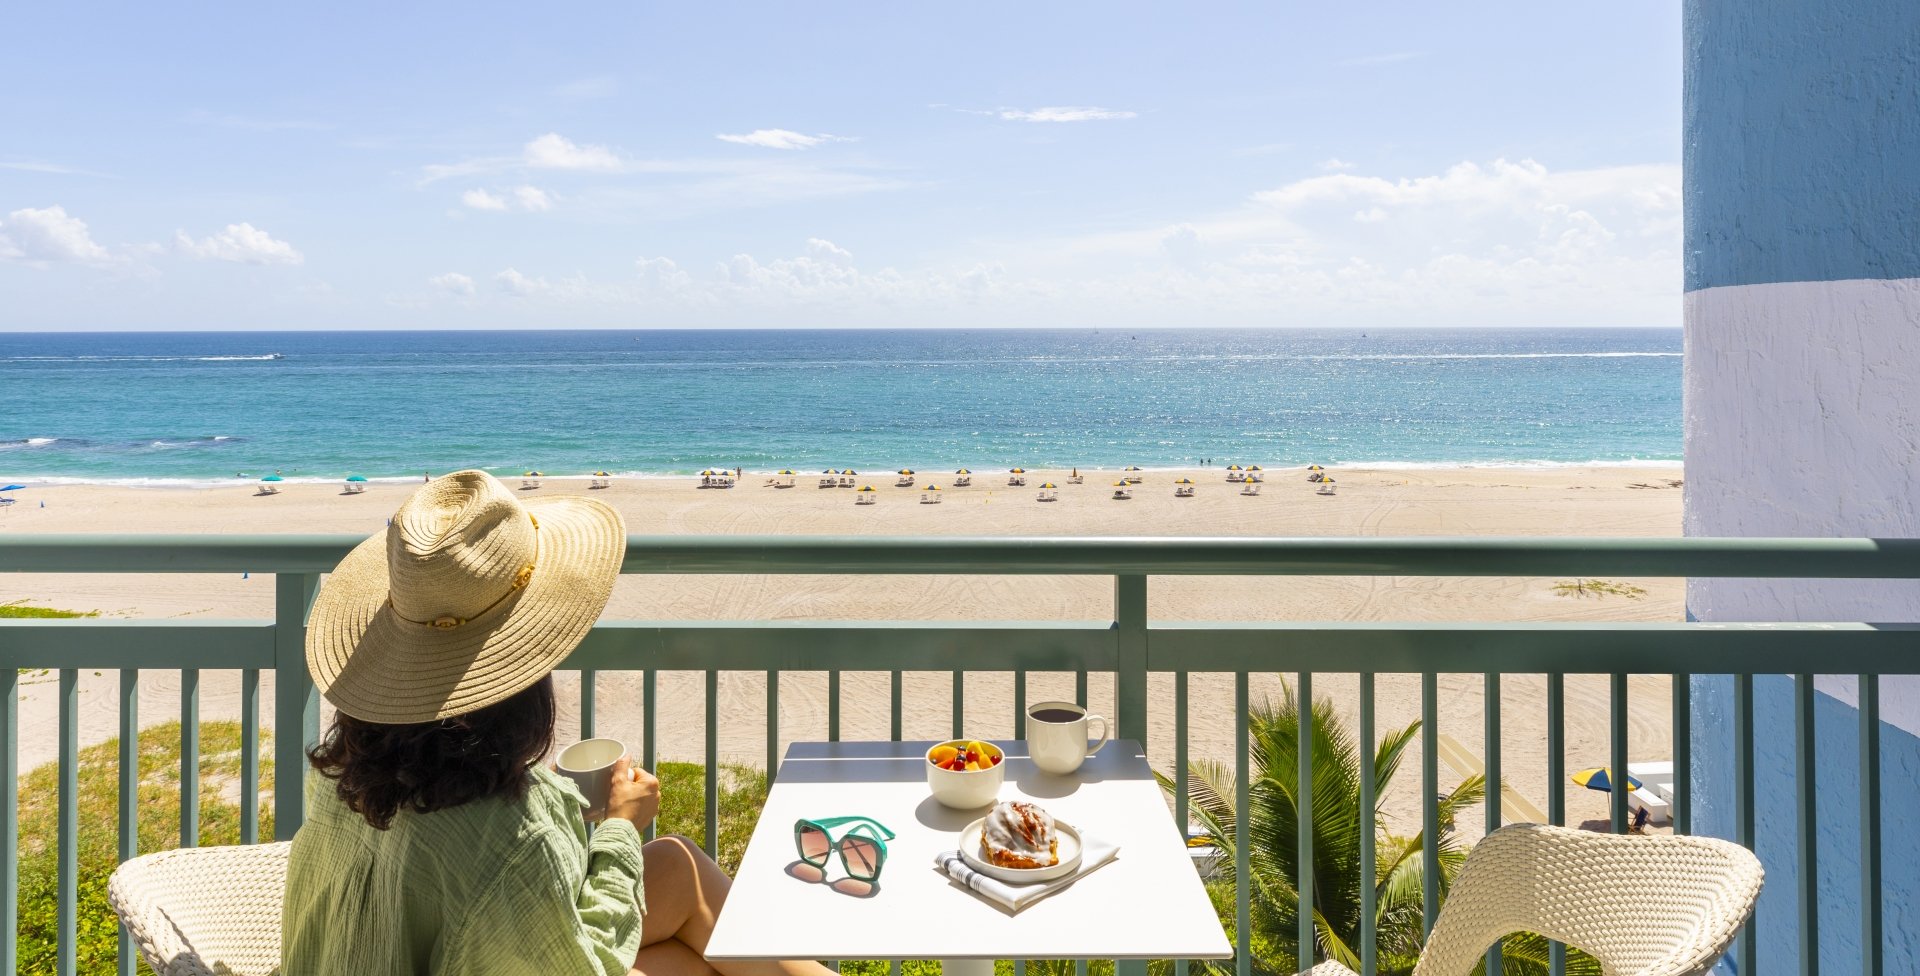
[5,465,1684,837]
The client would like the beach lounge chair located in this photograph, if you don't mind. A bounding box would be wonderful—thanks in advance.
[1111,484,1132,500]
[896,476,914,487]
[1067,474,1084,484]
[108,841,290,976]
[920,491,941,504]
[1292,823,1762,976]
[955,475,971,487]
[1316,481,1336,495]
[1175,485,1195,497]
[1240,482,1261,496]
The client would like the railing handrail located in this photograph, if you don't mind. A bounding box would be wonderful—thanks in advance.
[8,533,1920,577]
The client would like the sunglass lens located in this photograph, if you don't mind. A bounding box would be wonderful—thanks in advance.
[840,835,884,880]
[796,824,831,865]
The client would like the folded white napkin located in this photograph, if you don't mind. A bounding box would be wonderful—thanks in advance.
[934,834,1120,912]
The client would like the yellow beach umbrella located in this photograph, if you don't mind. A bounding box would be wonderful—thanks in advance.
[1249,465,1263,471]
[1308,465,1324,471]
[956,468,971,474]
[1040,482,1057,489]
[525,470,543,477]
[1227,464,1243,471]
[858,485,876,492]
[926,484,942,491]
[843,469,858,475]
[1571,767,1640,793]
[899,468,915,475]
[1175,478,1194,484]
[1113,480,1130,487]
[595,470,611,477]
[779,469,795,475]
[1125,466,1142,471]
[1009,467,1026,474]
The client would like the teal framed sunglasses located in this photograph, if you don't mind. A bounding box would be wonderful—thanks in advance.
[794,816,895,882]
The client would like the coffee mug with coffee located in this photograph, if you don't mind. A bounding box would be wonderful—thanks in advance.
[1025,701,1110,775]
[556,737,633,821]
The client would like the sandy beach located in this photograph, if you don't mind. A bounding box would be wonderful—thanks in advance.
[4,464,1685,837]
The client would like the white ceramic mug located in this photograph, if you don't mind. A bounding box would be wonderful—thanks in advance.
[1025,701,1110,775]
[556,737,630,820]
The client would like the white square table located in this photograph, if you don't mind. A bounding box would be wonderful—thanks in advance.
[706,740,1232,976]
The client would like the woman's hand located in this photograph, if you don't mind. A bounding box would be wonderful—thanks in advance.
[606,757,661,828]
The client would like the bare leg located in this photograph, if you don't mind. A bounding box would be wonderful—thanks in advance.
[638,835,835,976]
[632,937,721,976]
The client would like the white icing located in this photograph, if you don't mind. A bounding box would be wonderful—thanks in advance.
[983,800,1055,859]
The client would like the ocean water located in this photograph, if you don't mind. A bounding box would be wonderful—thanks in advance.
[0,328,1681,484]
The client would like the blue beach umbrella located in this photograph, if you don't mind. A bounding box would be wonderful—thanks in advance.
[0,484,24,492]
[345,475,368,483]
[260,475,284,483]
[1571,767,1641,793]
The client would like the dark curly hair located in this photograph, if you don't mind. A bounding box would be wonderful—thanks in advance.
[307,675,556,829]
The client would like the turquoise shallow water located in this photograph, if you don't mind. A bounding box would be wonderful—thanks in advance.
[0,328,1681,484]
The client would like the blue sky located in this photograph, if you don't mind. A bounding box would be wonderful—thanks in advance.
[0,3,1680,330]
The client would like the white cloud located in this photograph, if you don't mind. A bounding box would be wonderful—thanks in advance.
[174,223,304,265]
[0,205,113,265]
[523,132,623,171]
[493,267,550,296]
[715,129,853,150]
[513,186,553,212]
[429,272,475,296]
[1318,158,1356,172]
[1353,207,1388,223]
[462,188,508,211]
[997,106,1137,122]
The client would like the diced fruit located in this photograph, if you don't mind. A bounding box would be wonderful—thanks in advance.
[968,740,990,758]
[990,754,1001,766]
[965,760,983,771]
[930,745,959,766]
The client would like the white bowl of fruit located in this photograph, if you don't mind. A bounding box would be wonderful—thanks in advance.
[926,739,1005,810]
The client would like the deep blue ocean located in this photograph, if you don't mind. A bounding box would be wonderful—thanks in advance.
[0,329,1681,484]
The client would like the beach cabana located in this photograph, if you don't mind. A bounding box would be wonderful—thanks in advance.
[1111,480,1132,500]
[954,468,972,487]
[1037,482,1058,502]
[1174,478,1195,498]
[921,485,943,504]
[896,468,915,487]
[856,485,877,505]
[1226,464,1245,482]
[343,474,368,495]
[1008,467,1027,487]
[258,475,284,496]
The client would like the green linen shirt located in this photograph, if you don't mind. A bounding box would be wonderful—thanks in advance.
[281,764,647,976]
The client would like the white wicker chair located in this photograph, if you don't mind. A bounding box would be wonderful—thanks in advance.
[107,841,289,976]
[1299,823,1763,976]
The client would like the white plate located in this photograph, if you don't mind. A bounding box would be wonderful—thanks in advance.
[958,818,1083,884]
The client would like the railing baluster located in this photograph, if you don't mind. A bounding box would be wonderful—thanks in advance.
[1860,673,1882,976]
[2,667,16,976]
[1547,671,1566,976]
[241,668,259,844]
[273,572,320,840]
[1013,670,1026,740]
[1297,670,1314,968]
[1421,671,1438,938]
[705,670,719,857]
[1174,669,1190,976]
[581,668,596,739]
[643,669,657,842]
[58,667,78,976]
[951,670,964,741]
[1796,673,1818,976]
[1235,671,1251,976]
[766,670,779,777]
[1359,672,1376,976]
[1484,671,1501,976]
[829,670,842,742]
[1609,672,1627,834]
[1115,574,1148,746]
[891,670,903,742]
[1734,673,1756,976]
[181,668,199,847]
[1075,670,1088,711]
[119,669,139,976]
[1673,672,1691,835]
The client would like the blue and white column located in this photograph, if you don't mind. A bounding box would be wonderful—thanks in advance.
[1685,0,1920,971]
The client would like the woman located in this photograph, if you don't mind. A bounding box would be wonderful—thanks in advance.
[281,470,831,976]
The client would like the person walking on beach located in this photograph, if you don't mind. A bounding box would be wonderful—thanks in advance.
[281,470,833,976]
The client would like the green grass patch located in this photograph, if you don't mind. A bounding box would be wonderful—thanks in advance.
[1,600,97,619]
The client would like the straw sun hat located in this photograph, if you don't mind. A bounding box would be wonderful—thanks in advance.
[307,469,626,724]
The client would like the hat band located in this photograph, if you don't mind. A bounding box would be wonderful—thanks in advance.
[386,515,540,630]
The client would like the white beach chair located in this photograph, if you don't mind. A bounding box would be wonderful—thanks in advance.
[1112,487,1132,500]
[897,476,914,488]
[1176,485,1195,497]
[1240,483,1261,496]
[1067,474,1084,484]
[955,475,971,487]
[1292,823,1762,976]
[1227,472,1244,483]
[1317,483,1336,496]
[856,493,876,505]
[920,492,941,504]
[108,841,290,976]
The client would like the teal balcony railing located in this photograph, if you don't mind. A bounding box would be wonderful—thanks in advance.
[4,534,1917,976]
